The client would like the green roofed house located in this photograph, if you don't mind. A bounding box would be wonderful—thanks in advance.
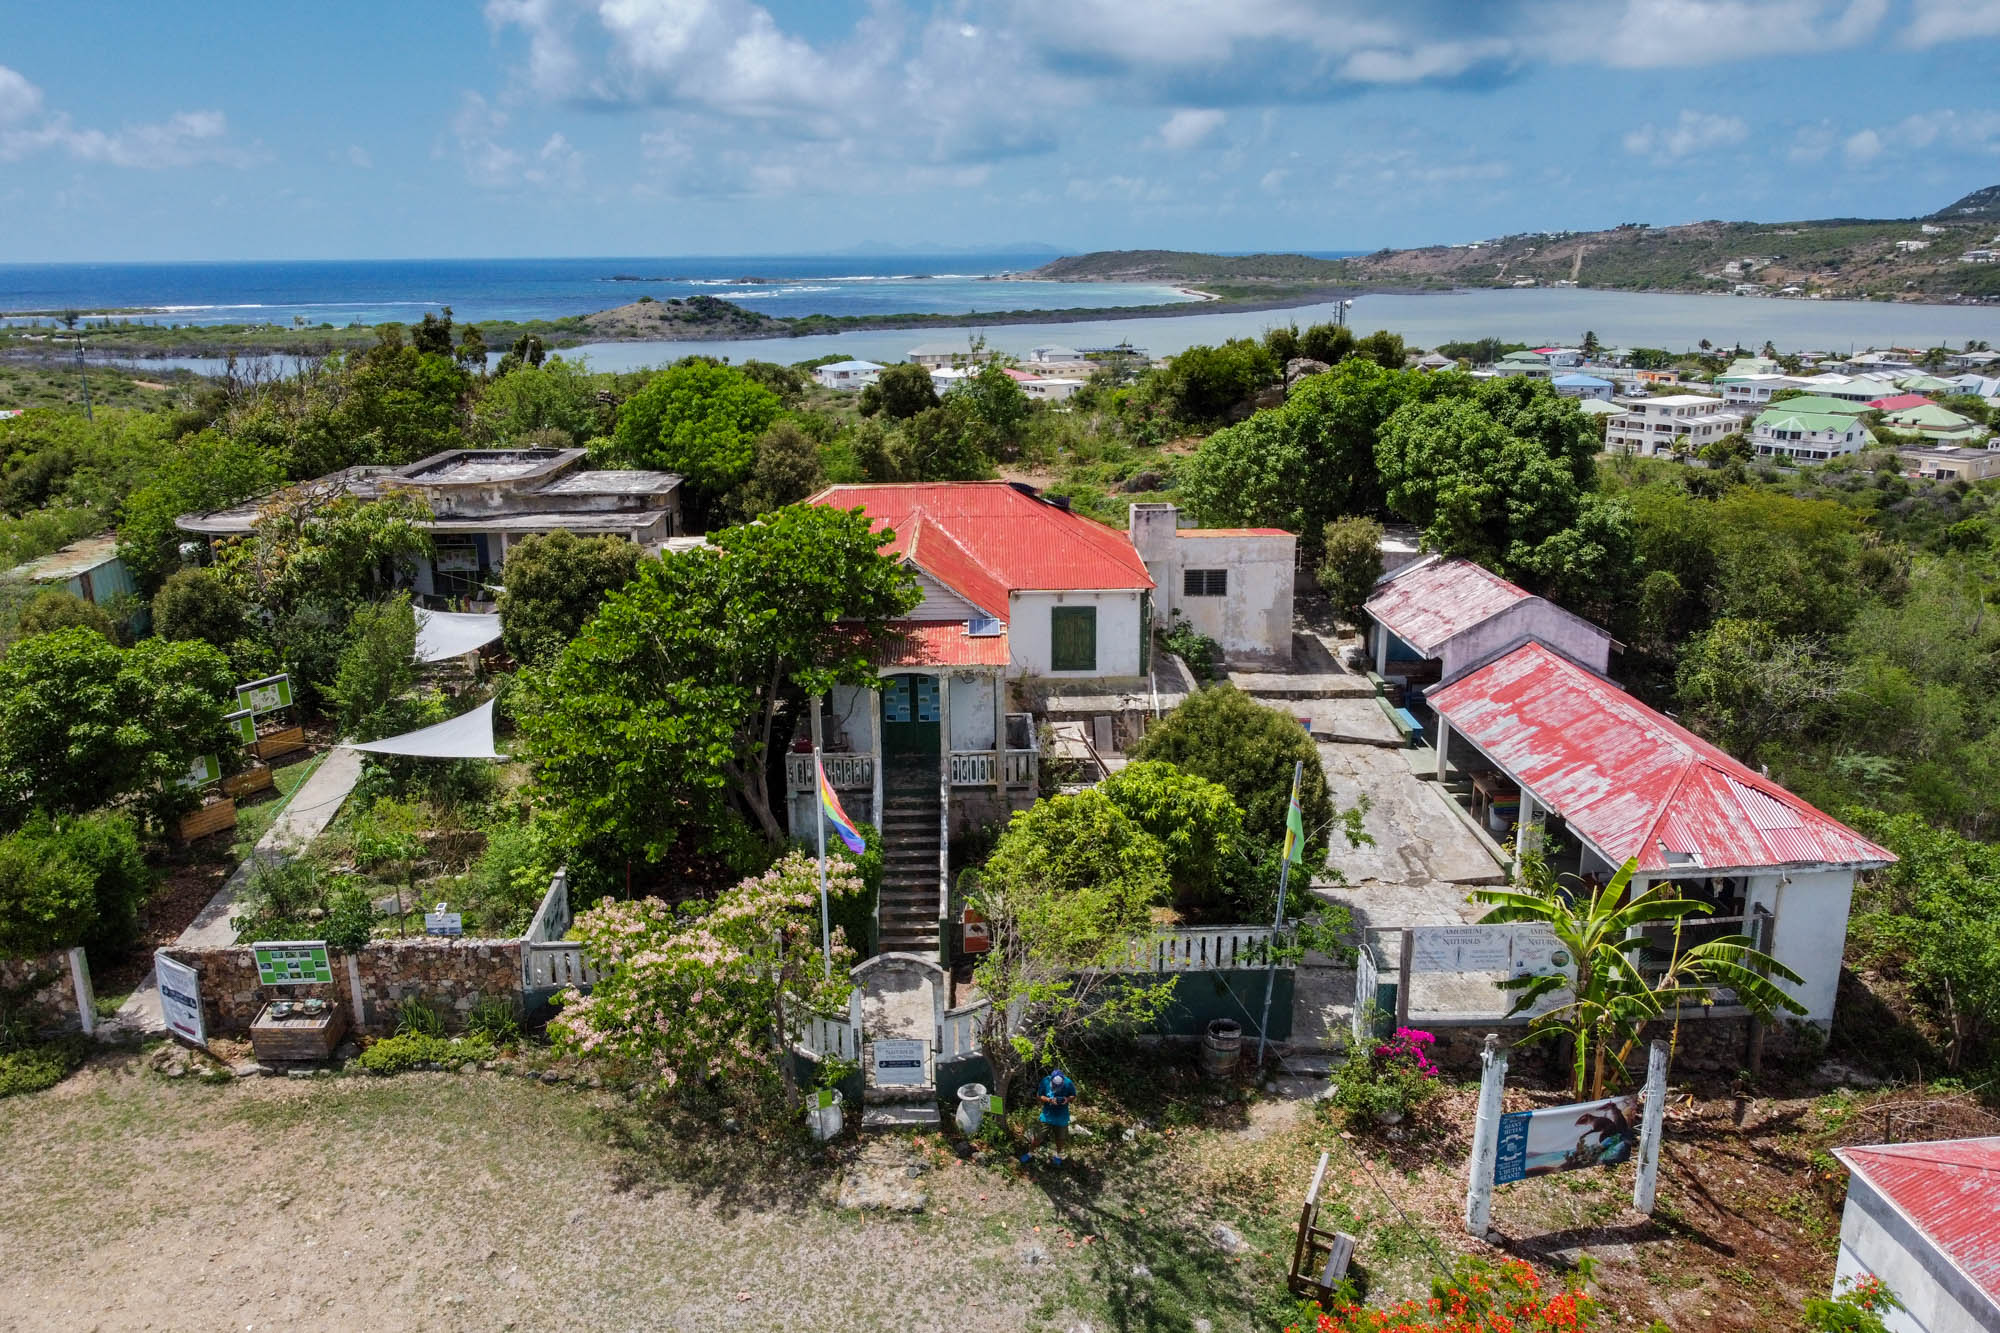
[1880,402,1989,444]
[1752,406,1874,461]
[1762,394,1868,417]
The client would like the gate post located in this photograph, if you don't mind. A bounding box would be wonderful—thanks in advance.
[1632,1039,1670,1214]
[1464,1033,1507,1236]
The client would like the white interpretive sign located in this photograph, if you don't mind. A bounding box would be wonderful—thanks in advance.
[870,1039,926,1087]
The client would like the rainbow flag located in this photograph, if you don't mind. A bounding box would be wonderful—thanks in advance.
[817,754,868,855]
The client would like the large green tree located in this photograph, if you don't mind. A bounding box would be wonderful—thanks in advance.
[601,360,783,521]
[518,503,919,859]
[471,357,608,445]
[116,430,283,591]
[0,628,234,829]
[859,362,939,420]
[495,529,643,667]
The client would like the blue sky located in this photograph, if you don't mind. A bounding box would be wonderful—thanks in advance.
[4,0,2000,261]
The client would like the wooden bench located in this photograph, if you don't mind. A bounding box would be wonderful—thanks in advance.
[1289,1151,1362,1300]
[1388,706,1423,748]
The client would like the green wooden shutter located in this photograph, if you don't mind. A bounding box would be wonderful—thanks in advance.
[1050,606,1097,671]
[1139,592,1152,675]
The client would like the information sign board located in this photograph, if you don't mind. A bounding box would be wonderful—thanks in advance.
[1493,1094,1639,1184]
[423,908,464,937]
[251,940,333,986]
[156,951,206,1046]
[1409,925,1514,974]
[870,1038,926,1086]
[236,674,295,716]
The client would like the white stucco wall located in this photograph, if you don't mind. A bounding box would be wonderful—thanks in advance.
[1128,503,1294,666]
[948,674,998,750]
[1836,1175,1998,1333]
[1440,598,1613,679]
[1753,868,1857,1027]
[1008,589,1146,679]
[825,683,876,754]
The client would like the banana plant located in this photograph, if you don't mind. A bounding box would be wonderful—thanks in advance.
[1474,854,1807,1098]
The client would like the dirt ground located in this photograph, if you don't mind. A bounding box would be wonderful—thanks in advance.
[3,1045,1993,1333]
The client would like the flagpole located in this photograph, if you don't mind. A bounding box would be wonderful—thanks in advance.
[1255,758,1306,1068]
[811,697,832,980]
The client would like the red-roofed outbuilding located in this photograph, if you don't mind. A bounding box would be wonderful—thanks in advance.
[1833,1137,2000,1331]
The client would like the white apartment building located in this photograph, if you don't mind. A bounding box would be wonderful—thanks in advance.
[1751,406,1874,462]
[1721,374,1794,408]
[1604,394,1742,456]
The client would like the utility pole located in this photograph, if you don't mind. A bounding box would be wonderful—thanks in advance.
[73,333,93,422]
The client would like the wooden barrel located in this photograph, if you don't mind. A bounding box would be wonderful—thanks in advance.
[1201,1019,1242,1079]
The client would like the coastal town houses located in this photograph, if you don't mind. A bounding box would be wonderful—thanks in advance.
[811,359,885,390]
[794,480,1157,954]
[175,447,682,608]
[1604,394,1741,455]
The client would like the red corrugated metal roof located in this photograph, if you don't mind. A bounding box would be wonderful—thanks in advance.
[1866,393,1934,412]
[1363,556,1532,656]
[1428,642,1895,873]
[1837,1138,2000,1309]
[810,482,1153,620]
[871,620,1011,667]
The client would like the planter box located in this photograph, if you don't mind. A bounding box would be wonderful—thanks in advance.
[249,1002,348,1062]
[252,725,307,761]
[222,765,275,799]
[176,799,238,843]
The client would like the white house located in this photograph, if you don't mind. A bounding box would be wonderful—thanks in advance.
[812,359,885,390]
[1943,350,1999,372]
[1831,1137,2000,1333]
[1895,239,1932,253]
[797,480,1158,954]
[1721,374,1794,408]
[1551,373,1614,401]
[1604,394,1741,455]
[1127,502,1296,668]
[1752,405,1875,462]
[1429,640,1896,1030]
[908,342,987,369]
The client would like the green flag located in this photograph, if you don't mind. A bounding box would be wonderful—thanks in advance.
[1281,766,1305,865]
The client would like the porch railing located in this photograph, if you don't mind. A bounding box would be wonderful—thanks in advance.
[937,998,990,1060]
[784,752,874,793]
[1127,925,1278,972]
[798,989,864,1063]
[947,748,1040,786]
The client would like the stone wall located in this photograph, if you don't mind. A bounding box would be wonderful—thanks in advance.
[0,951,84,1034]
[163,936,522,1037]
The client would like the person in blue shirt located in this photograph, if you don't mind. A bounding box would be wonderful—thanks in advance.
[1021,1068,1076,1166]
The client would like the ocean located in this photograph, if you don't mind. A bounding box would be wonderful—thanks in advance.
[0,254,1201,328]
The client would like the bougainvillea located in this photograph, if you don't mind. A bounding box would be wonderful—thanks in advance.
[1291,1256,1599,1333]
[549,850,864,1115]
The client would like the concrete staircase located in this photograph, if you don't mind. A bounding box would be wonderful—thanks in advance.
[858,955,943,1131]
[878,786,943,957]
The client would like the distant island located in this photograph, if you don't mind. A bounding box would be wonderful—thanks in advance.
[1025,184,2000,304]
[3,185,1993,361]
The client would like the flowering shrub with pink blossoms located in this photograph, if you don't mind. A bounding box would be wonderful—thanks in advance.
[549,850,866,1116]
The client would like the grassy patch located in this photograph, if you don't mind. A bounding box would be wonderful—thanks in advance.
[0,1038,90,1098]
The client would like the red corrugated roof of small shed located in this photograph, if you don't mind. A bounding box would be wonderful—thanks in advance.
[1363,557,1531,656]
[870,620,1011,667]
[1836,1138,2000,1308]
[809,482,1153,621]
[1427,641,1895,873]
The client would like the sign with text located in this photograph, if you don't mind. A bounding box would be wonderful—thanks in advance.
[1507,924,1573,979]
[251,940,333,986]
[1409,925,1514,974]
[226,708,257,746]
[155,952,206,1047]
[870,1038,927,1086]
[235,673,294,716]
[1493,1094,1639,1184]
[181,754,221,788]
[423,908,464,937]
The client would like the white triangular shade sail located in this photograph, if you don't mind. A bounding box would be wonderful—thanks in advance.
[414,609,503,663]
[348,699,505,760]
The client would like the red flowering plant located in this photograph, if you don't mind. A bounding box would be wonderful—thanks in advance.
[1803,1274,1903,1333]
[1291,1255,1599,1333]
[1329,1025,1443,1125]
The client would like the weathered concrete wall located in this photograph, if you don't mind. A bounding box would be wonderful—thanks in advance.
[1440,598,1613,679]
[163,937,522,1037]
[1009,589,1147,680]
[0,952,83,1034]
[1130,503,1296,667]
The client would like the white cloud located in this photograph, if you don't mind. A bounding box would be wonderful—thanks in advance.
[1622,110,1749,162]
[1259,168,1289,194]
[1153,109,1224,151]
[1788,120,1838,163]
[1843,128,1882,164]
[1587,0,1886,67]
[0,66,254,168]
[1338,38,1515,83]
[346,144,373,169]
[1903,0,2000,47]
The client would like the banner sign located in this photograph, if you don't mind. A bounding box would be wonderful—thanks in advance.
[251,940,333,986]
[1408,923,1573,978]
[236,674,294,716]
[1493,1094,1639,1183]
[181,754,221,788]
[871,1038,926,1086]
[226,708,257,746]
[156,952,206,1046]
[423,908,464,937]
